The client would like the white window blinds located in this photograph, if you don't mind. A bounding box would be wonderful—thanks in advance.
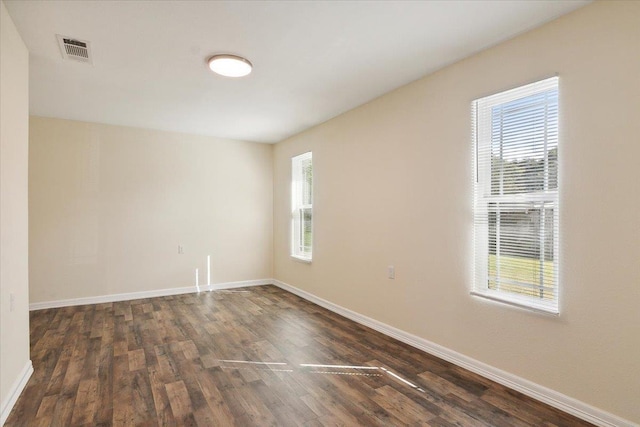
[292,152,313,260]
[472,77,559,314]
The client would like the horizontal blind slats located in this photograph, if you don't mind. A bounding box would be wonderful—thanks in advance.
[473,77,559,312]
[291,152,313,259]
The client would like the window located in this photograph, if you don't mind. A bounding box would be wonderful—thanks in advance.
[291,152,313,261]
[472,77,559,314]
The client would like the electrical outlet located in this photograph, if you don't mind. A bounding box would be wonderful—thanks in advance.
[178,245,184,254]
[388,266,395,279]
[10,293,15,312]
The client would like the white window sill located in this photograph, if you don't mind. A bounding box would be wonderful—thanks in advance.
[291,255,312,264]
[471,290,559,316]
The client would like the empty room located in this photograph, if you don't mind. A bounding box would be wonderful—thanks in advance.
[1,0,638,426]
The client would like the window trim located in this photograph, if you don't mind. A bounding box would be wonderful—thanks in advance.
[291,151,313,262]
[472,77,560,315]
[291,254,313,264]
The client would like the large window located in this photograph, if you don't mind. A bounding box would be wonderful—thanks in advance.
[291,152,313,261]
[472,77,559,314]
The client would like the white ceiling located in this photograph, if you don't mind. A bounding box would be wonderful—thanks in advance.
[5,0,589,143]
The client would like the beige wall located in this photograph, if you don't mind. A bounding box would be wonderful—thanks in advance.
[0,0,31,416]
[29,117,273,303]
[274,1,640,423]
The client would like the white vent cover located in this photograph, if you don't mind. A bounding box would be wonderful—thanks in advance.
[56,35,92,64]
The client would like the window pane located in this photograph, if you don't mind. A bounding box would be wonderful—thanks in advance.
[302,159,313,205]
[302,208,312,254]
[487,202,556,300]
[490,89,558,195]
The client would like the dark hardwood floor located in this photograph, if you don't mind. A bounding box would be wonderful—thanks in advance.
[6,285,593,426]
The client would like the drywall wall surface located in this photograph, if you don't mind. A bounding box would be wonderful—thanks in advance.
[273,1,640,422]
[29,117,273,303]
[0,0,31,414]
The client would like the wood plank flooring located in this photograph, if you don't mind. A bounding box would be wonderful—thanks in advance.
[6,285,593,426]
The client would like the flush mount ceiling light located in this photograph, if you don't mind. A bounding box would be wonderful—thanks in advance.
[207,54,253,77]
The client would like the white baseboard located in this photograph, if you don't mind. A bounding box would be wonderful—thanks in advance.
[0,360,33,425]
[29,279,273,311]
[273,279,636,427]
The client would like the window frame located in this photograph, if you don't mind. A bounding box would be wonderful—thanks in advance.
[291,151,313,262]
[472,77,560,315]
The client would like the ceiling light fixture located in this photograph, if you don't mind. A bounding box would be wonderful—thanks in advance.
[207,54,253,77]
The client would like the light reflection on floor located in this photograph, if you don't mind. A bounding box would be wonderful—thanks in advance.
[210,289,252,293]
[217,360,425,392]
[299,363,379,370]
[219,359,288,365]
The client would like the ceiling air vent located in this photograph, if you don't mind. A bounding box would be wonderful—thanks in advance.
[57,35,92,64]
